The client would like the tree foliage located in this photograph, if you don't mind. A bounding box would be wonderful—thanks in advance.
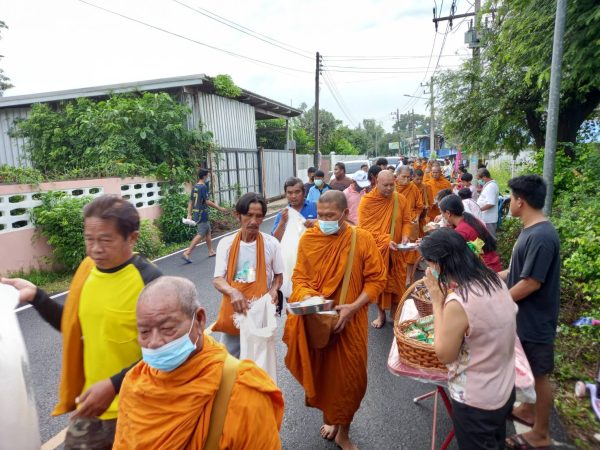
[256,118,287,149]
[0,20,13,96]
[212,74,242,98]
[11,93,217,183]
[437,0,600,157]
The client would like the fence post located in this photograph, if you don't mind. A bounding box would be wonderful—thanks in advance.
[292,147,297,178]
[258,146,266,197]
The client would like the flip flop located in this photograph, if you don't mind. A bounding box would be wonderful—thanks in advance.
[181,254,193,264]
[208,253,216,258]
[508,412,534,428]
[505,434,551,450]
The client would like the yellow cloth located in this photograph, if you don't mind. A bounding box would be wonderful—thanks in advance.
[426,177,452,220]
[396,181,424,264]
[358,188,412,310]
[283,225,386,425]
[213,232,268,336]
[114,336,284,449]
[78,264,147,420]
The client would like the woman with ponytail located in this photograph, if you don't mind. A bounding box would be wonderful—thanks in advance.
[438,194,503,272]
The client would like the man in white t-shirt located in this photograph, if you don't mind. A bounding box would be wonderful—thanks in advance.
[476,168,499,237]
[213,193,284,357]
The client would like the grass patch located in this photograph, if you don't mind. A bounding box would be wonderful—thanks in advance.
[8,268,73,295]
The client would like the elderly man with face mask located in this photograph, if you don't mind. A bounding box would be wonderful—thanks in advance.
[358,170,412,329]
[283,190,386,450]
[113,276,284,449]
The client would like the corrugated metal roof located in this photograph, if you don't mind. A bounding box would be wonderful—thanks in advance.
[0,73,302,119]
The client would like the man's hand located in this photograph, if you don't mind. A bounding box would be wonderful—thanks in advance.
[334,304,358,333]
[268,289,279,305]
[389,241,398,251]
[71,379,116,419]
[280,208,289,225]
[219,206,228,213]
[401,236,409,245]
[304,219,316,228]
[423,267,444,307]
[230,288,249,314]
[0,277,37,303]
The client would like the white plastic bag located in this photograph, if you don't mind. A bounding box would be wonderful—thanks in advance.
[280,207,306,298]
[235,293,278,383]
[0,283,41,450]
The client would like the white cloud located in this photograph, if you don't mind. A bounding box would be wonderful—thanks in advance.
[1,0,473,130]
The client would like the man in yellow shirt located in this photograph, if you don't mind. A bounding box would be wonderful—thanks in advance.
[3,195,161,449]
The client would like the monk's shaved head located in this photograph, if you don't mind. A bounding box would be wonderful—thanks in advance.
[397,166,411,175]
[319,190,348,212]
[139,276,201,317]
[376,169,396,198]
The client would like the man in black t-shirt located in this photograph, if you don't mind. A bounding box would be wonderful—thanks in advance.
[501,175,560,450]
[183,168,228,263]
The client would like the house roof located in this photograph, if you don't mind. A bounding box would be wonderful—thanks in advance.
[0,74,302,120]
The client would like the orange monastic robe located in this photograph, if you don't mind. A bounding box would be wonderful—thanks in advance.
[426,177,452,221]
[358,188,412,310]
[415,182,434,236]
[283,225,386,425]
[114,336,283,450]
[396,181,424,264]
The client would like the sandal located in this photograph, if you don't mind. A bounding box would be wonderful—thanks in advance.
[181,254,193,264]
[508,412,534,428]
[505,434,551,450]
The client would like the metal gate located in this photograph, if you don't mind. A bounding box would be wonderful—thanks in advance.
[210,148,262,205]
[262,148,294,200]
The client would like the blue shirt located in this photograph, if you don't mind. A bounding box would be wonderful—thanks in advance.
[306,184,331,203]
[271,201,318,234]
[190,183,209,223]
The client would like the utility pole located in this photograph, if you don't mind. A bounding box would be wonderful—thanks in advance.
[421,78,435,156]
[396,109,401,156]
[543,0,567,216]
[473,0,481,61]
[411,109,416,156]
[314,52,321,168]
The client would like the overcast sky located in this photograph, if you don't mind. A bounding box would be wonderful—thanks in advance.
[1,0,474,131]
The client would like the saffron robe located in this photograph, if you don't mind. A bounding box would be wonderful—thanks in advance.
[358,188,412,309]
[283,225,386,425]
[396,181,424,264]
[426,177,452,221]
[114,336,284,450]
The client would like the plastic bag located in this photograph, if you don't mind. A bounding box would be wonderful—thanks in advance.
[0,283,41,450]
[515,337,537,404]
[235,293,278,383]
[280,207,306,298]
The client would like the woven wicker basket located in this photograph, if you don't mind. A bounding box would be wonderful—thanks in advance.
[394,280,446,372]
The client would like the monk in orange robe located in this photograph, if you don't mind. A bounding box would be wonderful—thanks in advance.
[114,276,284,450]
[413,169,433,237]
[423,160,433,182]
[426,162,452,221]
[358,170,412,329]
[395,166,424,274]
[283,191,386,450]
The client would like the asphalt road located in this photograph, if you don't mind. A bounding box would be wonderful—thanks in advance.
[17,215,572,449]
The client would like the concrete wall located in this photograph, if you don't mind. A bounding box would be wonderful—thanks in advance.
[0,177,162,274]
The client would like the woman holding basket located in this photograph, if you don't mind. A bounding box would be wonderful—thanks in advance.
[419,228,517,450]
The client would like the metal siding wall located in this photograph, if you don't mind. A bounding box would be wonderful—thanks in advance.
[263,149,294,199]
[196,92,256,149]
[0,107,31,167]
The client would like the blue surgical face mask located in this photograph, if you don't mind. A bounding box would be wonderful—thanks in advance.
[314,179,323,187]
[319,219,340,235]
[142,314,199,372]
[432,269,440,280]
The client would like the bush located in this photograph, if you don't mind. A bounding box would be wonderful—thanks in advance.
[495,217,522,269]
[134,219,163,260]
[0,165,44,184]
[158,192,197,244]
[30,192,91,270]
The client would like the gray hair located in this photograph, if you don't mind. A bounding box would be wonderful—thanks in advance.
[138,276,200,317]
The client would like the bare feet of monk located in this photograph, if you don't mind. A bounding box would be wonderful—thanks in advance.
[319,424,338,441]
[371,310,386,329]
[335,425,359,450]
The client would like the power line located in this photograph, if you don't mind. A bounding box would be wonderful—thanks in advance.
[323,64,460,70]
[77,0,313,74]
[322,54,468,60]
[322,71,358,125]
[171,0,312,59]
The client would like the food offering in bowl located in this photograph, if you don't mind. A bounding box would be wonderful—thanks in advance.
[287,297,334,315]
[396,242,419,251]
[423,221,441,233]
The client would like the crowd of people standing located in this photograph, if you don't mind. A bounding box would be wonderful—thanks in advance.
[1,155,560,450]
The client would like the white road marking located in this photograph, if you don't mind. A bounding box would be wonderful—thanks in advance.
[41,426,67,450]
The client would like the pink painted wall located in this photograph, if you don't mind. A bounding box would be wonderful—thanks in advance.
[0,177,163,275]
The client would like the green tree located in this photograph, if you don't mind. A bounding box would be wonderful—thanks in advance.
[256,118,287,149]
[0,21,13,96]
[437,0,600,158]
[11,93,217,182]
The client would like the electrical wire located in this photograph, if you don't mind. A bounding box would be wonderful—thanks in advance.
[171,0,313,59]
[322,54,467,60]
[77,0,313,74]
[321,70,358,125]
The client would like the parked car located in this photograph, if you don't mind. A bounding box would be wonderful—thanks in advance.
[329,159,370,181]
